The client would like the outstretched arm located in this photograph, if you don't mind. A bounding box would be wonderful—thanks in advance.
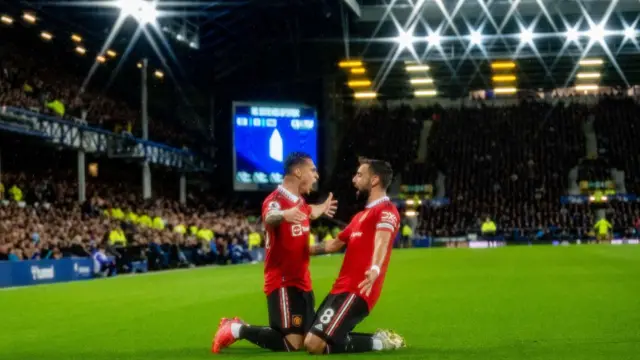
[264,202,307,226]
[309,193,338,220]
[310,238,345,255]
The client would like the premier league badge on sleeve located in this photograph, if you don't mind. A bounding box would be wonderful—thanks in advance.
[268,201,281,210]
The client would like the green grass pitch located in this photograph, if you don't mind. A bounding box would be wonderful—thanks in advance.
[2,246,640,360]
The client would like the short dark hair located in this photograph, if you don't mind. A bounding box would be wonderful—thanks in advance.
[284,152,312,175]
[359,157,393,189]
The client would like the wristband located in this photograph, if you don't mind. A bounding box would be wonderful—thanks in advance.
[370,265,381,276]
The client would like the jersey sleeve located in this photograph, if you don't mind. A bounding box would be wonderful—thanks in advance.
[261,197,283,226]
[375,208,399,233]
[337,222,353,243]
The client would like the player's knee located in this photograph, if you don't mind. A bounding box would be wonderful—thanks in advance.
[285,334,304,351]
[304,334,326,355]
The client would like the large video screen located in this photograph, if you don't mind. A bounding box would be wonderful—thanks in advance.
[232,102,318,191]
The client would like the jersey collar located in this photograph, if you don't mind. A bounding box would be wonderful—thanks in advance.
[277,185,300,203]
[366,196,390,209]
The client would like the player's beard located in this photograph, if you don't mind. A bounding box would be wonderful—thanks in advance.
[356,186,371,202]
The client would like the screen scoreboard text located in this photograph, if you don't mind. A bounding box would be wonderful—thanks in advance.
[232,102,317,191]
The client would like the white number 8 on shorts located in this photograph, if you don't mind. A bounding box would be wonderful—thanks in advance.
[319,308,335,325]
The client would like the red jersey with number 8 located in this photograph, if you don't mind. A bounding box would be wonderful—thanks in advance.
[261,186,313,295]
[331,196,400,310]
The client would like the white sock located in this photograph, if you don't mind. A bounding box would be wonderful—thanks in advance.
[230,323,243,339]
[372,338,383,351]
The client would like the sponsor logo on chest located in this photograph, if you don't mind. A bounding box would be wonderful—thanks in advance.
[291,224,310,236]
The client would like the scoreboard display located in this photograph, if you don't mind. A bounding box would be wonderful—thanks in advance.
[232,102,318,191]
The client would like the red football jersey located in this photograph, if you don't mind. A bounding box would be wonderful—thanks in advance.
[261,186,313,295]
[330,196,400,311]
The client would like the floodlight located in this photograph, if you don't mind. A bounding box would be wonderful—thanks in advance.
[566,28,579,42]
[577,72,601,79]
[406,65,430,72]
[1,15,14,25]
[96,55,106,63]
[354,92,377,99]
[494,87,517,94]
[348,80,371,88]
[470,31,482,45]
[154,70,164,79]
[397,30,414,50]
[116,0,158,25]
[410,78,434,85]
[491,61,516,70]
[588,24,606,41]
[426,33,441,46]
[520,29,533,43]
[338,60,363,68]
[579,58,603,66]
[40,31,53,41]
[75,46,86,55]
[576,84,598,91]
[414,90,437,97]
[23,12,36,24]
[624,27,636,39]
[493,75,517,82]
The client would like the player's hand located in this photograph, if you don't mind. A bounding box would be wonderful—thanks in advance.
[283,203,307,224]
[357,269,379,297]
[321,192,338,218]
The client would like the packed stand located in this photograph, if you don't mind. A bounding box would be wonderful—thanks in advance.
[593,97,640,194]
[0,140,261,270]
[0,26,197,149]
[329,105,423,217]
[334,99,640,240]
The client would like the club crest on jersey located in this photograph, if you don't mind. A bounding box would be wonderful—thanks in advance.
[268,201,281,210]
[292,315,303,327]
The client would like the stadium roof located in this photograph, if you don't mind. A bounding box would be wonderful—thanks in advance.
[5,0,640,100]
[4,0,346,96]
[342,0,640,98]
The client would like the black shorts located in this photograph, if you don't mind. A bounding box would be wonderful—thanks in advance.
[309,292,369,344]
[267,287,315,335]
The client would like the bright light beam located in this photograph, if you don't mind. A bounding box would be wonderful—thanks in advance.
[470,30,482,45]
[79,13,128,94]
[566,27,579,42]
[396,29,414,51]
[426,32,441,46]
[587,23,606,42]
[117,0,158,25]
[624,27,636,39]
[520,28,533,43]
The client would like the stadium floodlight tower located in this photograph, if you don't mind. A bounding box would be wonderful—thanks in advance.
[117,0,158,200]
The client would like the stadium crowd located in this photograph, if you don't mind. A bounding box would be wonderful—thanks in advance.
[333,97,640,241]
[0,26,197,148]
[0,134,260,270]
[3,18,640,272]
